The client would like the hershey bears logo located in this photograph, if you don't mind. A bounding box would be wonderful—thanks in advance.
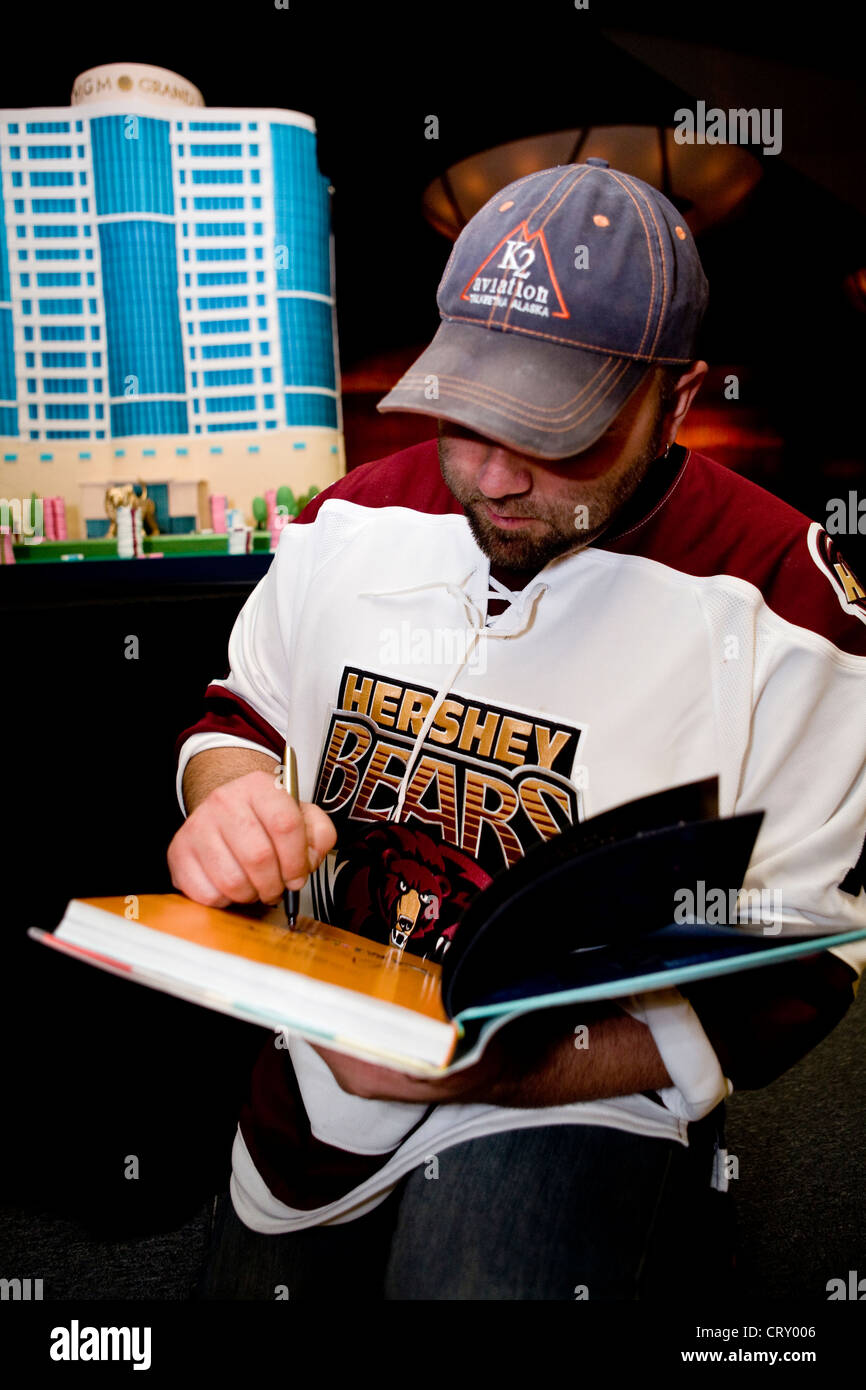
[331,822,492,959]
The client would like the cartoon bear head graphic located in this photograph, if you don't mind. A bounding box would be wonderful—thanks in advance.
[331,822,492,959]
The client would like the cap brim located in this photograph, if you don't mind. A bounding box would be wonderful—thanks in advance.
[376,319,652,460]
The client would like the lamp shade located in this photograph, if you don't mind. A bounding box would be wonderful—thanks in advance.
[422,125,763,240]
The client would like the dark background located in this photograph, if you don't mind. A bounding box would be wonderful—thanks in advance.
[2,0,865,1291]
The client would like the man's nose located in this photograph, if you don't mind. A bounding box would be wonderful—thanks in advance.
[476,448,533,498]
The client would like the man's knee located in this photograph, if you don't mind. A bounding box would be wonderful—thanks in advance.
[382,1123,728,1300]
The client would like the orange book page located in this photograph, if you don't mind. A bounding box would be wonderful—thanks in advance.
[79,894,449,1023]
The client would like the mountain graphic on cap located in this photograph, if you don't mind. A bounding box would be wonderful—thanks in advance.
[459,222,570,321]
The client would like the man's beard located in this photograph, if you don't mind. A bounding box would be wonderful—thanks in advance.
[438,421,667,575]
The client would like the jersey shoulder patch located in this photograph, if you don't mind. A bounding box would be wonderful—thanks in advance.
[807,522,866,629]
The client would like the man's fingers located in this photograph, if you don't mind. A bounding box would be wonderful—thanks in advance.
[169,768,338,909]
[167,838,232,908]
[197,827,267,903]
[258,787,336,885]
[201,780,293,901]
[300,800,338,866]
[177,792,279,904]
[255,787,321,890]
[214,818,285,903]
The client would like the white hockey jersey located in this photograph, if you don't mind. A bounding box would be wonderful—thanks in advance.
[175,438,866,1232]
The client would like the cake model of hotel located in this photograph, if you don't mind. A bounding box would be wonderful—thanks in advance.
[0,61,344,557]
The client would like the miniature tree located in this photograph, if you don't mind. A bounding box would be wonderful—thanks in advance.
[295,485,320,514]
[276,485,296,517]
[252,496,268,530]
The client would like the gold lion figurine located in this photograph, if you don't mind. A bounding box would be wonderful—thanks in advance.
[105,481,160,538]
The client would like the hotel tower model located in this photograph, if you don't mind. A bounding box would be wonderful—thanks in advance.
[0,63,343,538]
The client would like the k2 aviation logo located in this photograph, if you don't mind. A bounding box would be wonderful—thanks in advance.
[460,222,570,321]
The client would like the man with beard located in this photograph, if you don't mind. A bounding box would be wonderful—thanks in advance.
[170,161,866,1300]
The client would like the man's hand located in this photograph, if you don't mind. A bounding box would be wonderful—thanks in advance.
[167,765,336,907]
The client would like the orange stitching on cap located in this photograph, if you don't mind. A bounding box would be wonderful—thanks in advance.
[396,364,617,406]
[675,225,687,240]
[436,170,583,319]
[441,311,690,360]
[593,214,610,227]
[388,380,625,432]
[441,170,575,289]
[396,384,619,429]
[500,171,591,325]
[510,168,662,356]
[391,358,640,430]
[465,170,562,232]
[614,171,677,360]
[504,222,571,323]
[539,168,592,233]
[525,167,581,229]
[395,355,616,415]
[492,169,567,203]
[533,168,591,236]
[606,172,662,358]
[606,173,658,356]
[621,177,669,358]
[387,375,632,432]
[498,200,515,212]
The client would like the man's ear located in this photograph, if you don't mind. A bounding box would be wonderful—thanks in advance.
[664,360,708,449]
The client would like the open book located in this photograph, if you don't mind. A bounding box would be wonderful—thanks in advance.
[28,779,866,1074]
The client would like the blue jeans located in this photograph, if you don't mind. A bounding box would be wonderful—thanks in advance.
[193,1105,733,1301]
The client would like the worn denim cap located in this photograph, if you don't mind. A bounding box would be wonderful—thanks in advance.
[377,160,709,458]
